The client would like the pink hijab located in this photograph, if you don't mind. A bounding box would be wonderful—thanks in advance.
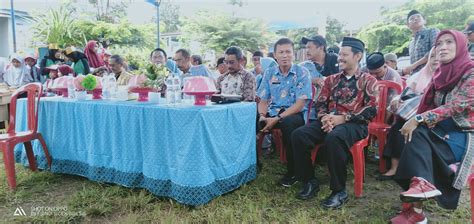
[406,47,436,93]
[417,30,474,113]
[84,40,105,68]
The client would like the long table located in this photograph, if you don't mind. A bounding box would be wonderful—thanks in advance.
[14,97,257,206]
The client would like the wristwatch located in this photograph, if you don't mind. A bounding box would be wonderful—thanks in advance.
[345,114,352,122]
[415,114,424,124]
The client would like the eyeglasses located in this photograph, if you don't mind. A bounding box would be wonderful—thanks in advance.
[464,31,473,35]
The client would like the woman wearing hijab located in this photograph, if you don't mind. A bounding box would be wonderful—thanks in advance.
[39,44,64,77]
[3,54,28,87]
[23,55,43,84]
[390,30,474,223]
[65,47,90,76]
[84,40,105,69]
[377,47,439,181]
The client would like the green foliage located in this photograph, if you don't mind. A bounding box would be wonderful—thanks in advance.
[281,27,319,50]
[31,7,84,48]
[358,0,474,54]
[160,0,181,33]
[75,20,159,50]
[180,10,275,54]
[111,46,150,70]
[81,74,98,90]
[325,16,346,47]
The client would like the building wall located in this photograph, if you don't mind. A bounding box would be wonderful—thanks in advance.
[0,18,9,58]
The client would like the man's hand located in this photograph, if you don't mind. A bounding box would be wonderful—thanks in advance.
[260,117,279,133]
[321,115,334,133]
[330,115,346,127]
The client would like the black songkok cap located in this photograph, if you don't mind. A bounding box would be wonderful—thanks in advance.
[366,52,385,70]
[407,10,421,22]
[341,37,365,52]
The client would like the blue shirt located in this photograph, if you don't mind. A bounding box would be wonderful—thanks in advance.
[299,61,323,80]
[257,64,312,117]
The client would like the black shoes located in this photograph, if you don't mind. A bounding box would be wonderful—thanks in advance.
[296,179,320,200]
[376,174,395,181]
[321,190,349,209]
[279,174,297,187]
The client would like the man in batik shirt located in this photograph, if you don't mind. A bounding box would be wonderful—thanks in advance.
[291,37,377,209]
[216,46,256,102]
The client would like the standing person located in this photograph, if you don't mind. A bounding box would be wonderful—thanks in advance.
[390,30,474,223]
[39,44,64,78]
[257,37,312,187]
[3,54,28,87]
[84,40,105,70]
[291,37,377,207]
[216,46,255,101]
[402,10,439,75]
[64,47,90,76]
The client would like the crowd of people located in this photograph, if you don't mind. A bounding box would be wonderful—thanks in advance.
[0,9,474,223]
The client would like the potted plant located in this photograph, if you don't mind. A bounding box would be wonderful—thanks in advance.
[128,63,168,102]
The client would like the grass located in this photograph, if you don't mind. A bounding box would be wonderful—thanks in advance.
[0,150,471,223]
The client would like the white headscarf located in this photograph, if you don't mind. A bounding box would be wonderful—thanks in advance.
[4,54,27,87]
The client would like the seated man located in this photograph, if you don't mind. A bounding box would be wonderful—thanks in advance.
[109,55,131,86]
[216,46,255,102]
[257,37,312,186]
[367,52,403,104]
[291,37,377,208]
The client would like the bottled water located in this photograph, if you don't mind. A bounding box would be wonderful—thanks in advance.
[165,76,175,104]
[173,75,182,103]
[67,76,75,99]
[102,74,110,99]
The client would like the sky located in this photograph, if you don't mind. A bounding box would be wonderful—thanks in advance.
[4,0,409,32]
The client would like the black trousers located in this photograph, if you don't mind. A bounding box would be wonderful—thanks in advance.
[292,120,368,192]
[382,118,406,166]
[395,125,459,209]
[259,113,305,175]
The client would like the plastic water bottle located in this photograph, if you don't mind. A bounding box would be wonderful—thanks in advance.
[102,74,110,99]
[108,74,117,98]
[173,75,182,103]
[165,76,175,104]
[67,76,75,99]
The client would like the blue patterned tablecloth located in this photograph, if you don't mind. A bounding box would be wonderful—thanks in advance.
[14,97,257,206]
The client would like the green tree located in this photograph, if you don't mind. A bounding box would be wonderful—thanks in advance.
[31,7,84,48]
[87,0,129,23]
[180,10,275,53]
[282,27,319,50]
[159,0,181,33]
[358,0,474,54]
[325,16,346,47]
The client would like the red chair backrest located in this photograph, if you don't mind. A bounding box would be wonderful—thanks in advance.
[7,83,43,134]
[374,80,402,124]
[306,84,318,124]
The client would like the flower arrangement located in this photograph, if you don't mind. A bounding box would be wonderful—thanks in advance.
[129,63,168,89]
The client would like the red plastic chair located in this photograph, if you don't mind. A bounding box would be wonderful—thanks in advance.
[0,83,52,189]
[310,137,369,198]
[368,81,402,173]
[257,85,317,163]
